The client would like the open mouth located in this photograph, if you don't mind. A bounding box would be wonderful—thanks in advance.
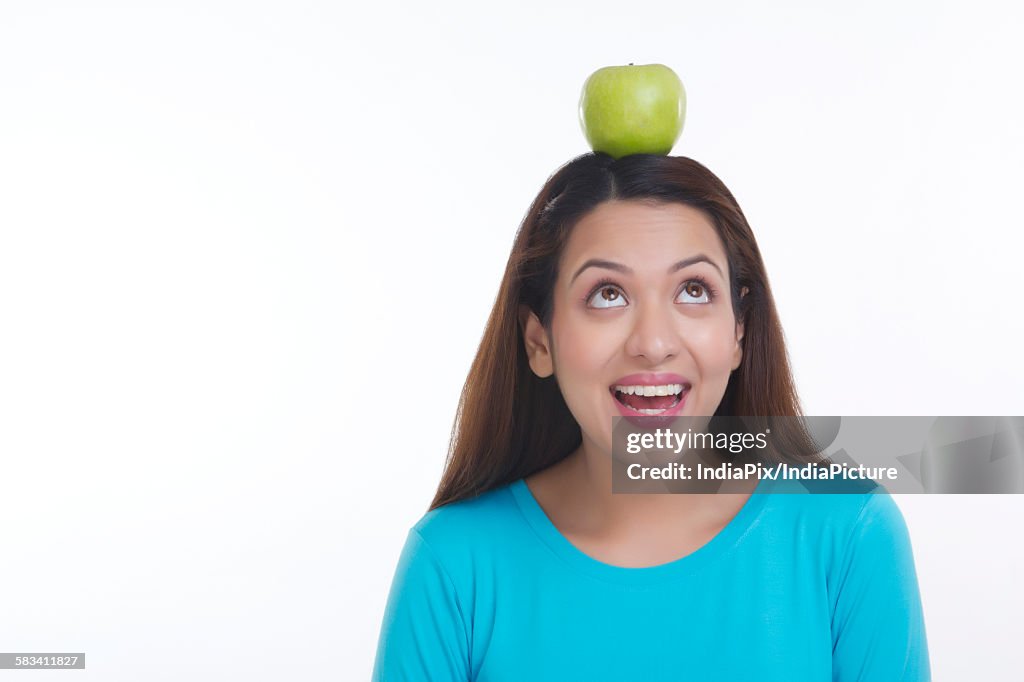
[610,383,690,415]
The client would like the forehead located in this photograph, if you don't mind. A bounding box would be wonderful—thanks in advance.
[560,200,728,276]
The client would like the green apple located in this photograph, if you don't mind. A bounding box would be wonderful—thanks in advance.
[578,63,686,159]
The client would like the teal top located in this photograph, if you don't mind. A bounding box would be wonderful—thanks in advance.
[372,476,930,681]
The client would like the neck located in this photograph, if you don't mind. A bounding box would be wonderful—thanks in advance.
[555,434,754,537]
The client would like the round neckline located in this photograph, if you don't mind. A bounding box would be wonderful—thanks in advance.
[509,475,771,586]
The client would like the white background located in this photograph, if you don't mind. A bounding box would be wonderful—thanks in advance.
[1,0,1021,679]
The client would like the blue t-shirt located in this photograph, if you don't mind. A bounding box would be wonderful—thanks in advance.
[372,476,930,681]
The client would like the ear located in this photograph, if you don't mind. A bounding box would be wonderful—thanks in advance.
[519,304,554,378]
[731,286,749,371]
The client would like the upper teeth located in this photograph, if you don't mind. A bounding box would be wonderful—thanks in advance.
[614,383,686,396]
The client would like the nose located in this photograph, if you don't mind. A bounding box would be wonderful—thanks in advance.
[624,300,682,364]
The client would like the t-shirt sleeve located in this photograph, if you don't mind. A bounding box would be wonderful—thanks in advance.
[830,491,931,681]
[372,527,471,682]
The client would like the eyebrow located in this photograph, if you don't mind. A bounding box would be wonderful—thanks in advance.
[569,254,725,285]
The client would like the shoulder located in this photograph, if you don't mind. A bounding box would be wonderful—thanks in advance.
[818,487,930,678]
[830,486,915,569]
[408,480,529,572]
[757,480,912,568]
[761,477,903,528]
[414,480,521,537]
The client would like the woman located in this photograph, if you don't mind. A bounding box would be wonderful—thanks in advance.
[372,153,931,681]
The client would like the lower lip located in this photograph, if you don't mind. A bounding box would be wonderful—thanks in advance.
[610,388,689,428]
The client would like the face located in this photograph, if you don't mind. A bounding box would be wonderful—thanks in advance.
[521,199,744,457]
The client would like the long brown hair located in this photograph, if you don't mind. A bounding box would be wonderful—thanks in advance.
[430,152,815,510]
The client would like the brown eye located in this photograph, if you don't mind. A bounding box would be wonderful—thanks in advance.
[678,280,711,304]
[589,285,626,309]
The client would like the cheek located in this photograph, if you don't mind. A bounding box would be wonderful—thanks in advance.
[686,318,739,371]
[553,320,612,378]
[549,320,615,431]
